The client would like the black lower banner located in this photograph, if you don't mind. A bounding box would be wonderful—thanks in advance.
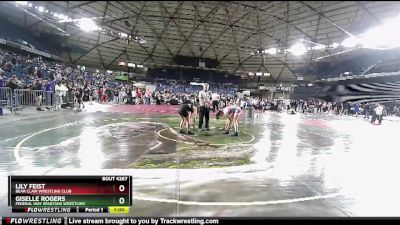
[65,218,400,225]
[2,217,400,225]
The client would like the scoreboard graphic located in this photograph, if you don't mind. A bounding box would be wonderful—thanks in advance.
[8,176,132,213]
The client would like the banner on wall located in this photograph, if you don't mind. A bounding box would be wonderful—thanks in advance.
[115,72,129,81]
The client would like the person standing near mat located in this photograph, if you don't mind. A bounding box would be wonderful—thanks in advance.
[198,83,211,131]
[211,91,220,112]
[178,100,195,135]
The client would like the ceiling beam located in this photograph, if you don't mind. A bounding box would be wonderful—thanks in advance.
[72,38,119,64]
[173,6,219,58]
[106,50,125,68]
[69,1,96,10]
[299,1,356,38]
[355,1,381,25]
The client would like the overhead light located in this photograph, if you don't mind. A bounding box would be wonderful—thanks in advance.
[118,61,126,66]
[77,18,99,32]
[106,70,113,74]
[288,43,307,56]
[37,6,44,12]
[332,42,340,48]
[256,72,263,76]
[312,45,325,50]
[16,1,28,6]
[96,70,100,73]
[248,72,255,76]
[263,72,271,76]
[45,9,48,13]
[28,3,32,7]
[136,64,143,68]
[358,17,400,49]
[128,63,136,68]
[341,36,360,48]
[265,48,277,55]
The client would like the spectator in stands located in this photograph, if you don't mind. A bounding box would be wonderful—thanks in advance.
[0,73,4,87]
[145,89,152,105]
[132,88,137,104]
[316,100,322,113]
[75,86,85,109]
[394,105,400,117]
[44,79,55,109]
[55,81,67,110]
[372,103,384,124]
[96,87,102,103]
[363,103,371,119]
[32,79,43,111]
[7,75,20,91]
[353,103,360,117]
[101,87,109,102]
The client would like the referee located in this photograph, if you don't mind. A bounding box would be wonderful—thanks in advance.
[198,83,211,131]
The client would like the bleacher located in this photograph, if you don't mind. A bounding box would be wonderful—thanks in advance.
[323,55,379,78]
[366,57,400,74]
[155,80,237,95]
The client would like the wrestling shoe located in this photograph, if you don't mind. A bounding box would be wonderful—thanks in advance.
[222,130,230,134]
[187,131,194,135]
[179,130,185,134]
[231,132,239,136]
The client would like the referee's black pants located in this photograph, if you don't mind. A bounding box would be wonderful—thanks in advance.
[199,106,210,129]
[212,100,219,112]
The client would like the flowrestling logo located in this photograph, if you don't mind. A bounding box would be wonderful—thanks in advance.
[3,217,63,224]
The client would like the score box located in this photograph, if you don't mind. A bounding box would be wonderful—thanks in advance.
[8,176,132,213]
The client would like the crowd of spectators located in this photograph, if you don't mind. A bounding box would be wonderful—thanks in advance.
[0,47,242,110]
[2,46,400,119]
[233,97,400,122]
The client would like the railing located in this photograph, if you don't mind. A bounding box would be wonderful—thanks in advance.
[13,89,55,110]
[0,89,58,114]
[0,87,13,114]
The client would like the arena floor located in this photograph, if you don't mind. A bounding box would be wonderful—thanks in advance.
[1,104,400,216]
